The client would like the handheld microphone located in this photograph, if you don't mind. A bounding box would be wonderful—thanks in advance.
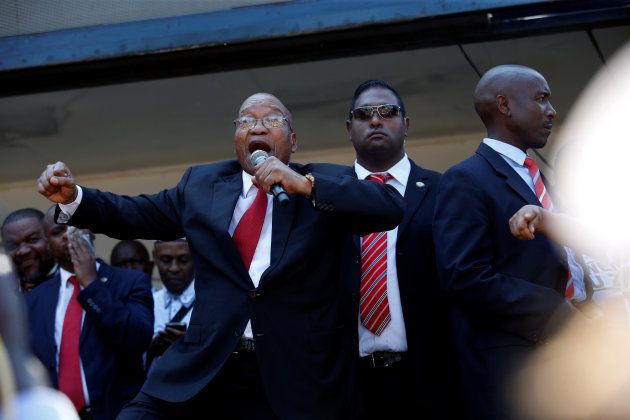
[250,150,290,206]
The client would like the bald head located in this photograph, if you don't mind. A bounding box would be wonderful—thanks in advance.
[473,64,556,151]
[234,92,297,175]
[474,65,544,125]
[238,93,293,127]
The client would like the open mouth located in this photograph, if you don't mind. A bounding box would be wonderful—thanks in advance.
[248,140,271,154]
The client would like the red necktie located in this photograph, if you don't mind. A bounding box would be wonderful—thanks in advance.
[233,187,268,269]
[524,157,574,298]
[58,275,86,412]
[360,173,392,335]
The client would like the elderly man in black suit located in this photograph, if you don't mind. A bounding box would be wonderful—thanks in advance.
[37,92,404,419]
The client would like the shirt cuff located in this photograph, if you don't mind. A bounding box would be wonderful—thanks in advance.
[57,185,83,223]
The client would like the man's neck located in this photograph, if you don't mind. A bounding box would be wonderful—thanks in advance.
[357,152,405,173]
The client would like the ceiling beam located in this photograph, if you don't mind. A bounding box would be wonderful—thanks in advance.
[0,0,628,97]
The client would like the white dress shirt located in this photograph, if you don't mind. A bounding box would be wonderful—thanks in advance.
[354,155,409,356]
[483,138,586,302]
[152,279,195,337]
[55,266,98,406]
[228,171,273,339]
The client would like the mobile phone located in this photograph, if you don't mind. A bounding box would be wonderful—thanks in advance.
[165,322,187,332]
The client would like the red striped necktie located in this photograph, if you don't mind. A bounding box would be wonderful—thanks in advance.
[58,275,86,412]
[360,173,392,335]
[524,157,574,298]
[232,187,268,270]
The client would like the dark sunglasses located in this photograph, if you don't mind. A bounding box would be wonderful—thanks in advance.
[349,104,402,121]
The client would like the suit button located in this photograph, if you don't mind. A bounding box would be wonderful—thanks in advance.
[249,289,264,299]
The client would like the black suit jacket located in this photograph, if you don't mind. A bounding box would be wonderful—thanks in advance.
[342,160,462,417]
[433,143,572,419]
[65,160,404,420]
[24,263,154,420]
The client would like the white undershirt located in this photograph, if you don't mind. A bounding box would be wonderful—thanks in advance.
[354,155,410,356]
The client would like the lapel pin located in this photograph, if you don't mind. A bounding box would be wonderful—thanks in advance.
[100,277,108,283]
[416,181,425,188]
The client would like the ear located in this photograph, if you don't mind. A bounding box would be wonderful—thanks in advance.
[497,95,510,116]
[345,120,352,139]
[404,117,410,135]
[290,131,297,153]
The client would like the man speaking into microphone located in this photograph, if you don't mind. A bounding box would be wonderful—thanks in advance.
[37,92,404,419]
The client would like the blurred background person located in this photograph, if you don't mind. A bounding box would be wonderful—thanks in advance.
[109,239,153,278]
[1,208,57,293]
[146,239,195,370]
[24,206,153,420]
[0,248,78,420]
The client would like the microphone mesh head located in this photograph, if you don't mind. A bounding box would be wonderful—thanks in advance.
[250,150,269,166]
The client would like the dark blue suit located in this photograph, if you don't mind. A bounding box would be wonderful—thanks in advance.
[24,263,154,420]
[433,143,572,419]
[342,161,462,417]
[63,160,404,419]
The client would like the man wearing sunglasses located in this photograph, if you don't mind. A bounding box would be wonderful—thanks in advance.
[342,80,462,419]
[36,92,404,420]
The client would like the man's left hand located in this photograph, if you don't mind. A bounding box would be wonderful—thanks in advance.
[69,233,97,287]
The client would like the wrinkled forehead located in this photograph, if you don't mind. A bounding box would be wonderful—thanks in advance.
[238,94,288,117]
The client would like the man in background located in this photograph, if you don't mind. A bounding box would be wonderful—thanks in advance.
[146,239,195,369]
[24,207,153,420]
[1,208,57,292]
[110,240,153,277]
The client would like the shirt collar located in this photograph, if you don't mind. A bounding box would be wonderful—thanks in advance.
[483,138,528,166]
[240,171,256,198]
[354,154,410,188]
[164,279,195,309]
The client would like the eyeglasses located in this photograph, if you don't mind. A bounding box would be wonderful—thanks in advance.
[349,104,402,121]
[233,116,293,131]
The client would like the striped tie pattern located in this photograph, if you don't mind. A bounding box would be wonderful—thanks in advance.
[360,173,392,335]
[524,157,574,298]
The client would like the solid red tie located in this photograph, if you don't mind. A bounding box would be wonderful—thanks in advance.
[524,157,574,298]
[360,173,392,335]
[232,187,268,269]
[58,275,86,412]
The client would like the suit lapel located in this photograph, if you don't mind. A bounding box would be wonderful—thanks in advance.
[397,161,429,238]
[42,275,61,358]
[210,172,253,284]
[477,142,540,205]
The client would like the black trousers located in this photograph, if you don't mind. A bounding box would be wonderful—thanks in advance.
[117,352,278,420]
[357,357,420,420]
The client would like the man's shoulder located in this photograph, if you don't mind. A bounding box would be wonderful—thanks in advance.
[99,263,151,288]
[291,162,354,176]
[25,274,58,304]
[187,160,241,176]
[409,160,441,181]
